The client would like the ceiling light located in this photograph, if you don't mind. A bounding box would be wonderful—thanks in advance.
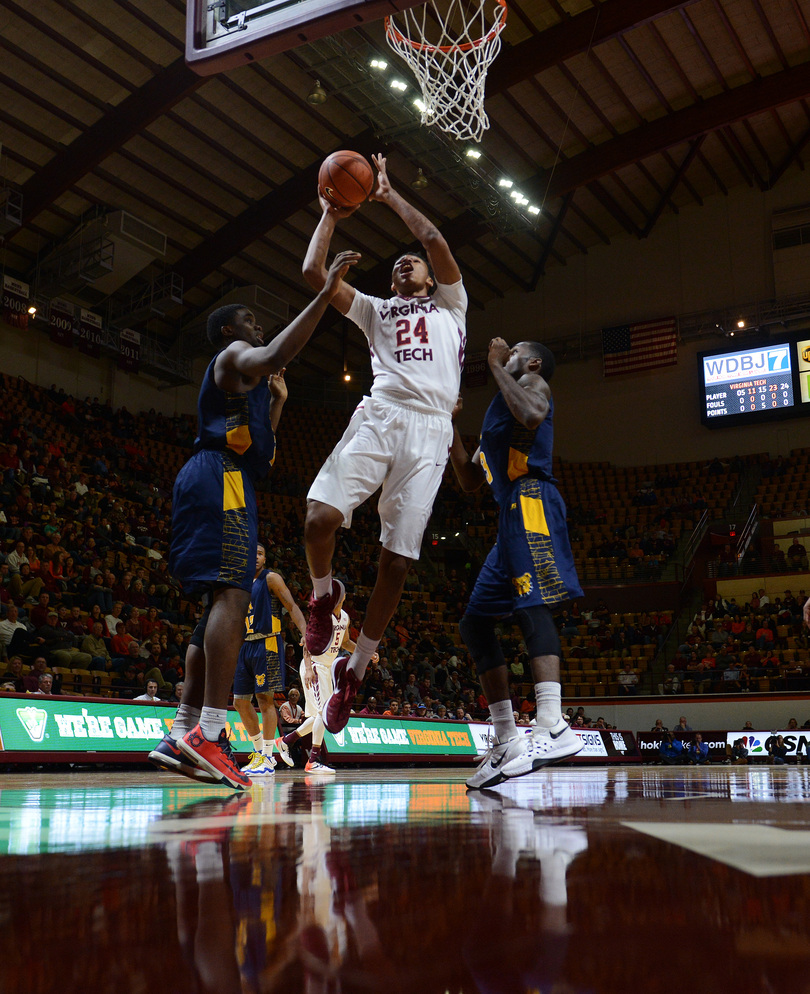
[413,98,426,113]
[306,80,327,105]
[498,178,513,188]
[343,373,351,382]
[370,59,388,69]
[528,205,541,215]
[509,190,521,200]
[411,168,428,191]
[390,79,407,91]
[737,319,745,329]
[465,148,482,159]
[27,305,37,315]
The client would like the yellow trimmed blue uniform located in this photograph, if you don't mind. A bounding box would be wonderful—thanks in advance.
[170,357,276,595]
[466,392,582,617]
[234,569,285,695]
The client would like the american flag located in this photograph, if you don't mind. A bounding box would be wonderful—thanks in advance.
[601,318,678,377]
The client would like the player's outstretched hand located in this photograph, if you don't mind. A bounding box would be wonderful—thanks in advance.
[320,193,359,219]
[268,367,287,402]
[488,337,510,367]
[370,153,392,203]
[323,250,361,298]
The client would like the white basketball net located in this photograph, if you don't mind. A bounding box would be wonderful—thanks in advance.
[385,0,507,143]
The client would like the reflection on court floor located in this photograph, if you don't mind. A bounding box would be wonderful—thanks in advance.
[3,767,810,993]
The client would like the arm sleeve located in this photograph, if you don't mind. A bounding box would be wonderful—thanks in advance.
[346,291,381,345]
[432,279,468,319]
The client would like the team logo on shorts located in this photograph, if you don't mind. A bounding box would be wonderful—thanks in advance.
[512,573,533,597]
[256,673,266,688]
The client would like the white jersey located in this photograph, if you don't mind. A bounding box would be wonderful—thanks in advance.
[347,280,467,415]
[311,609,350,669]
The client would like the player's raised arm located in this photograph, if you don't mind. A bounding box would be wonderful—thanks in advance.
[268,368,287,433]
[449,395,485,493]
[302,196,359,316]
[369,153,461,286]
[487,338,550,430]
[218,250,359,390]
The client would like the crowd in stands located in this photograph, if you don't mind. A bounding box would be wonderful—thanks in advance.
[3,371,808,719]
[666,590,810,694]
[0,374,541,719]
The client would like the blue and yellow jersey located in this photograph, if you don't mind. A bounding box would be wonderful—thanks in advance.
[478,391,555,507]
[245,569,282,639]
[194,355,276,481]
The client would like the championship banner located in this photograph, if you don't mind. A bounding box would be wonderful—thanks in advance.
[49,297,75,347]
[463,351,488,388]
[2,274,30,329]
[118,328,141,373]
[78,307,103,357]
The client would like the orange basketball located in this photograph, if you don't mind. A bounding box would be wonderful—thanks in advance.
[318,150,375,208]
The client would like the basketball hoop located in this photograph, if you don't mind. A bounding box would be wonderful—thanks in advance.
[385,0,507,143]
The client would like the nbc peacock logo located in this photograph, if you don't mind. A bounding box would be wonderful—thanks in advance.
[741,734,764,754]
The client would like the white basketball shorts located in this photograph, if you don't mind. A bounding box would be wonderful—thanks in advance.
[308,392,452,561]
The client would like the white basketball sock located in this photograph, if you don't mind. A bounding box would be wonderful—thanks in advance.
[347,631,381,680]
[534,681,561,728]
[311,572,332,599]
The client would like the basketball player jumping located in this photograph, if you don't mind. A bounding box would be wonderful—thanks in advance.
[275,580,377,774]
[449,339,583,789]
[232,541,307,778]
[301,153,466,734]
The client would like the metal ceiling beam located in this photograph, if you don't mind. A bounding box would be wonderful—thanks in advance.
[531,194,572,289]
[172,130,378,292]
[17,57,203,228]
[526,61,810,202]
[487,0,697,96]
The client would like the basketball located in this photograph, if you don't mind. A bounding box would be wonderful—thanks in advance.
[318,150,375,208]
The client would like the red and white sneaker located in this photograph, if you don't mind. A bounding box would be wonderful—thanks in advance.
[177,724,252,791]
[148,732,218,784]
[305,758,336,775]
[323,653,359,734]
[305,579,345,655]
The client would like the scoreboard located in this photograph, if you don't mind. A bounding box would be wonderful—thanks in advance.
[698,336,810,428]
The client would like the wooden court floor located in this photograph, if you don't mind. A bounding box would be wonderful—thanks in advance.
[2,765,810,994]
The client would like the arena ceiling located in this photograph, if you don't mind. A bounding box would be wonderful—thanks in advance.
[1,0,810,386]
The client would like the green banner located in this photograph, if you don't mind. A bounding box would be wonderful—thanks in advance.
[0,697,255,753]
[0,698,480,758]
[325,717,477,756]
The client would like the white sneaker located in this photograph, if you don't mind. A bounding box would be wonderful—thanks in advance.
[466,735,529,790]
[244,755,276,777]
[273,736,294,767]
[501,719,583,778]
[305,759,336,775]
[243,751,265,772]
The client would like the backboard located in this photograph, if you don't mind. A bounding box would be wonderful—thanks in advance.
[187,0,425,75]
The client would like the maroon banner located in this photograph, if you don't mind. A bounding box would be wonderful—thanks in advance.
[49,298,74,347]
[463,352,488,388]
[3,275,29,329]
[118,328,140,373]
[78,308,103,358]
